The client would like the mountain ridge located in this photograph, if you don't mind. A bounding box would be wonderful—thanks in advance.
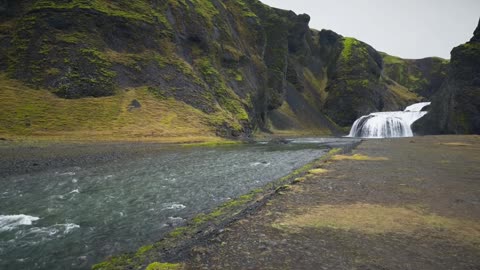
[0,0,466,141]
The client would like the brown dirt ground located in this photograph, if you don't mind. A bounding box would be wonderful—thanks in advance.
[183,135,480,270]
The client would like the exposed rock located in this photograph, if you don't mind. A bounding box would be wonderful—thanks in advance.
[128,99,141,111]
[414,19,480,134]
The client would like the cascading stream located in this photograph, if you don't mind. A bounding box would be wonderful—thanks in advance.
[347,102,431,138]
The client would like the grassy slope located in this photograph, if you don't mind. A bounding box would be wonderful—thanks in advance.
[380,52,449,98]
[0,74,229,143]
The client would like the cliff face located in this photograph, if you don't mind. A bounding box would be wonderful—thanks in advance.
[322,37,425,126]
[381,53,448,98]
[414,19,480,134]
[0,0,450,139]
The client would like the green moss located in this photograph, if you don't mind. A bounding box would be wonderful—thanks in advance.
[146,262,182,270]
[169,227,188,238]
[45,68,60,76]
[408,74,420,82]
[30,0,170,26]
[195,57,249,124]
[192,0,219,26]
[92,254,135,270]
[332,154,388,161]
[224,45,244,62]
[343,79,370,92]
[80,48,106,64]
[168,57,203,84]
[340,37,361,63]
[39,43,51,55]
[56,32,87,44]
[79,48,117,80]
[382,54,405,65]
[135,245,154,257]
[196,57,219,80]
[234,0,258,18]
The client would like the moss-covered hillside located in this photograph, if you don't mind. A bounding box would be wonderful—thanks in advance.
[414,19,480,135]
[381,53,448,98]
[0,0,451,140]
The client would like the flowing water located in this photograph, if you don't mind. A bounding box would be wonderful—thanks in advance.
[0,138,358,270]
[347,102,431,138]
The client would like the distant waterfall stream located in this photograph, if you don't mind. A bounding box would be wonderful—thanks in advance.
[347,102,431,138]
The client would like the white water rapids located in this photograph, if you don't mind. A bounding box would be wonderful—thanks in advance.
[347,102,431,138]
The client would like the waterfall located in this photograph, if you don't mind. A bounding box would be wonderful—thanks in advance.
[347,102,431,138]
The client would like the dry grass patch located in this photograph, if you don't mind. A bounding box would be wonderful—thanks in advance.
[308,168,329,175]
[0,74,233,143]
[332,154,389,161]
[439,142,473,147]
[273,204,480,245]
[292,177,307,184]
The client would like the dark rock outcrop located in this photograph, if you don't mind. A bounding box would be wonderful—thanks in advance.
[414,19,480,134]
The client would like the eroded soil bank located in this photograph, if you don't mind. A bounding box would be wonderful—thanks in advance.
[181,135,480,270]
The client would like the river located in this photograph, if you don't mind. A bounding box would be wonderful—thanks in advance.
[0,138,359,269]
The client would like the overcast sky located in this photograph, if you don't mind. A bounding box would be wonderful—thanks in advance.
[259,0,480,59]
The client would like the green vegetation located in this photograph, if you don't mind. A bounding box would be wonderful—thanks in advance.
[234,0,258,17]
[308,168,329,175]
[55,32,87,44]
[45,68,60,76]
[195,57,249,124]
[345,79,369,91]
[268,100,334,137]
[273,203,480,245]
[382,53,406,65]
[146,262,183,270]
[381,52,448,98]
[340,37,363,64]
[30,0,170,26]
[303,69,328,106]
[135,245,154,257]
[191,0,219,26]
[332,154,389,161]
[0,74,227,143]
[389,85,420,102]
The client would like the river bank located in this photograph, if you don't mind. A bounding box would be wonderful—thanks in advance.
[168,135,479,270]
[0,139,248,178]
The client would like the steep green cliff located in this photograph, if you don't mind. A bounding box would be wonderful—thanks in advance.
[0,0,450,141]
[323,37,424,126]
[381,53,448,98]
[414,19,480,134]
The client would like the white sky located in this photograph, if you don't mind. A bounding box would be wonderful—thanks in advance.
[259,0,480,59]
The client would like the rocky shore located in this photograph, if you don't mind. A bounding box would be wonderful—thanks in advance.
[179,135,480,269]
